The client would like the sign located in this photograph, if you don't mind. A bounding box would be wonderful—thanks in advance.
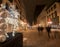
[47,18,52,24]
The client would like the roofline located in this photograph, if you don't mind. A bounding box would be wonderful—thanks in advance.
[46,0,60,11]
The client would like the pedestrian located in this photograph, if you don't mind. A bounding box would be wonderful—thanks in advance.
[46,25,51,39]
[37,26,44,35]
[40,26,44,32]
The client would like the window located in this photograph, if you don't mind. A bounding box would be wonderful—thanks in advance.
[51,7,53,11]
[49,15,50,17]
[52,13,54,18]
[51,15,52,18]
[54,4,56,9]
[52,13,53,16]
[53,13,55,18]
[54,11,57,16]
[49,10,50,12]
[52,11,57,18]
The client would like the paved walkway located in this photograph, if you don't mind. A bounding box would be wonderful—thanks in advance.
[23,29,60,47]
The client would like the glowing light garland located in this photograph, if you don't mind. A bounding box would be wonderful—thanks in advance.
[0,3,30,34]
[0,3,20,32]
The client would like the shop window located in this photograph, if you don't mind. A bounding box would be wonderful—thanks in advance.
[52,13,53,16]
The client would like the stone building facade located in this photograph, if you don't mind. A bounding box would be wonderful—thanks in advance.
[46,1,60,25]
[37,7,47,27]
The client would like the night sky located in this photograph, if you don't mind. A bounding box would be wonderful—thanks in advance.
[0,0,59,25]
[22,0,59,25]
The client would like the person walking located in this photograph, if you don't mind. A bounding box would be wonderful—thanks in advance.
[37,26,44,35]
[46,25,51,39]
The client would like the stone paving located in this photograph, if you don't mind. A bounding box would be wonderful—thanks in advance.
[23,29,60,47]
